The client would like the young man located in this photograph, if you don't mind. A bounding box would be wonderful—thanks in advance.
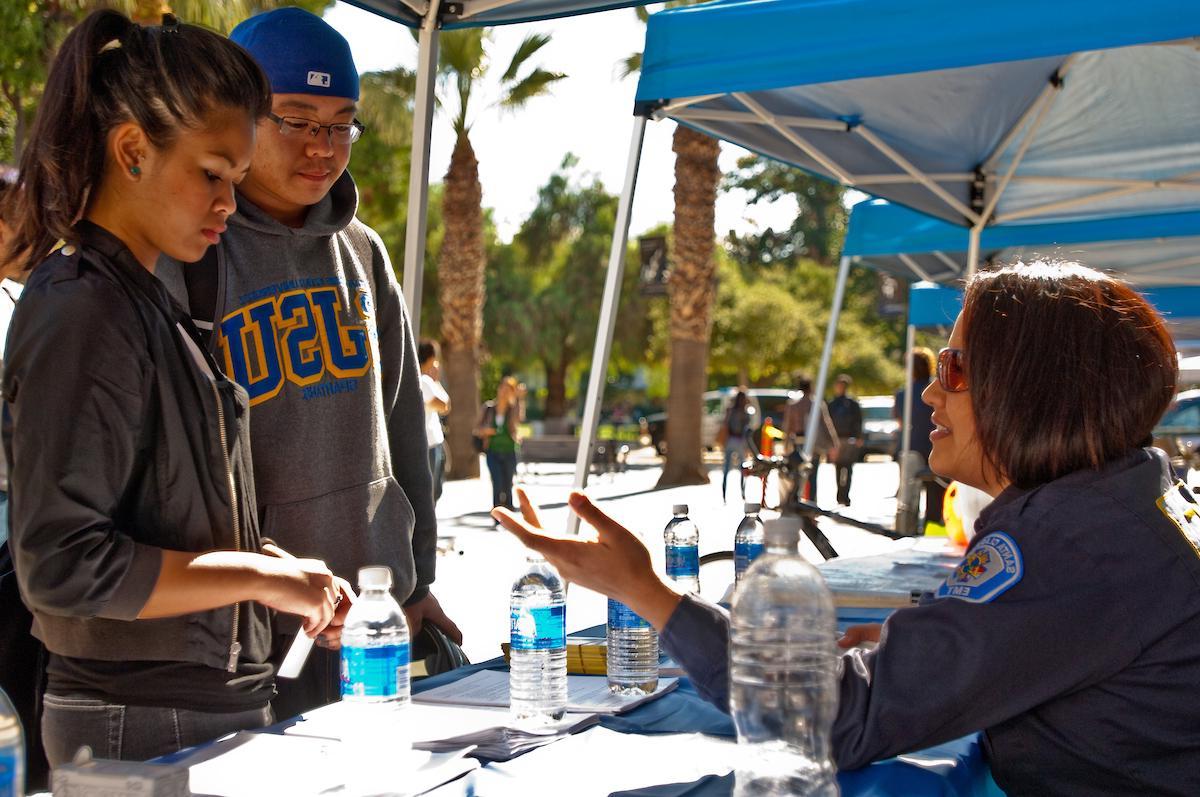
[826,374,863,506]
[158,8,460,718]
[418,340,450,503]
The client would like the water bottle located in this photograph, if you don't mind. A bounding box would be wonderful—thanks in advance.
[734,502,766,584]
[606,596,659,695]
[730,524,838,796]
[510,554,568,722]
[341,566,411,706]
[0,687,23,797]
[664,504,700,594]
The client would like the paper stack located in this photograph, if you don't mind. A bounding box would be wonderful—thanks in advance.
[501,635,683,676]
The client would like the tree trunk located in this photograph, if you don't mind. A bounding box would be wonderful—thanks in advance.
[439,132,486,479]
[544,357,568,421]
[659,125,721,487]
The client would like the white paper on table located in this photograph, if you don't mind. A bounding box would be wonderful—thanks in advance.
[475,727,739,794]
[412,670,678,715]
[181,731,478,796]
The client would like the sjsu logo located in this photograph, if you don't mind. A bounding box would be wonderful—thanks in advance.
[218,286,371,405]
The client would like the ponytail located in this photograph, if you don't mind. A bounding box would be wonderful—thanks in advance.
[5,10,270,273]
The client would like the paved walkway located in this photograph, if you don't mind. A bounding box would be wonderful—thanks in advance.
[429,449,916,663]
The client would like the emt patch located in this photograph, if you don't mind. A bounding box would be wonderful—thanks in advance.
[935,532,1023,603]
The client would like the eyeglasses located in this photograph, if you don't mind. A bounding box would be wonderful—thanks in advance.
[267,112,365,145]
[937,348,968,393]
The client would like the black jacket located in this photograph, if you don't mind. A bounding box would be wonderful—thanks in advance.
[661,448,1200,795]
[3,223,270,674]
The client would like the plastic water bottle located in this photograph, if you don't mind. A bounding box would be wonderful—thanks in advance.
[0,687,23,797]
[664,504,700,594]
[510,554,568,722]
[734,502,766,584]
[340,567,412,793]
[730,524,838,796]
[341,566,411,706]
[607,597,659,695]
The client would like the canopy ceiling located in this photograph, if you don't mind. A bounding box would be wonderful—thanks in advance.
[344,0,640,28]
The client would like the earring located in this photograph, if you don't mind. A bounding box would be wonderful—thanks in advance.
[130,165,141,177]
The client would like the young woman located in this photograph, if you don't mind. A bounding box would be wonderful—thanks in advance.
[477,375,526,511]
[495,261,1200,795]
[2,11,350,765]
[719,389,752,502]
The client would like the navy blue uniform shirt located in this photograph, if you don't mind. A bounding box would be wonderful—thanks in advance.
[661,448,1200,796]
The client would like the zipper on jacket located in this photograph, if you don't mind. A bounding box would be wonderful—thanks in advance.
[212,381,243,673]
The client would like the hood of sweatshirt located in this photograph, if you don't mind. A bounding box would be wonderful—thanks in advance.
[229,169,359,238]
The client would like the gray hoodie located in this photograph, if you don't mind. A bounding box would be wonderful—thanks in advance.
[158,172,435,603]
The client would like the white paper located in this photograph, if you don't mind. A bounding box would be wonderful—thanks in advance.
[182,731,478,796]
[412,670,678,715]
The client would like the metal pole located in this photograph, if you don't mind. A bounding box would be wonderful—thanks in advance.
[566,115,647,535]
[966,224,981,276]
[803,254,853,461]
[897,323,917,529]
[401,10,440,332]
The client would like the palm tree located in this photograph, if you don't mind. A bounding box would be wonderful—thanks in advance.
[623,6,722,487]
[435,30,565,479]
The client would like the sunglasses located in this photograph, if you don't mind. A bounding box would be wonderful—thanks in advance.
[937,348,968,392]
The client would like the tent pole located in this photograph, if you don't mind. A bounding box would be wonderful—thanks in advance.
[567,115,648,535]
[896,323,917,532]
[401,6,441,332]
[803,254,853,465]
[966,225,981,276]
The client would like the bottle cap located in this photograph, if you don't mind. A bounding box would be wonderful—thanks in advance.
[357,565,393,590]
[672,504,689,515]
[765,523,801,549]
[743,502,761,514]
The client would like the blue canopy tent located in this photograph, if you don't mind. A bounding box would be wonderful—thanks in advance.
[343,0,643,335]
[569,0,1200,509]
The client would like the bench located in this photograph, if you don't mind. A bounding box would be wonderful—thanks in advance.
[517,435,628,476]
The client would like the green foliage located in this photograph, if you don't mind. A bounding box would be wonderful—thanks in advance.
[724,154,849,266]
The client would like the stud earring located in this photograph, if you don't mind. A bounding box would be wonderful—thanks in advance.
[130,165,141,177]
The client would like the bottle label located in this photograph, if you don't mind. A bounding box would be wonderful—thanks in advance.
[734,542,765,576]
[0,746,17,792]
[341,643,410,698]
[510,605,566,651]
[608,598,651,630]
[665,545,699,578]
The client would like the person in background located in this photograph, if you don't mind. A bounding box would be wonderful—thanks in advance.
[783,375,838,504]
[419,340,450,504]
[477,375,525,512]
[827,374,863,506]
[719,389,754,502]
[2,10,348,764]
[156,8,461,721]
[494,261,1200,795]
[894,347,946,531]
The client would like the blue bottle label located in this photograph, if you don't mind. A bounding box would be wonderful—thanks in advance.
[341,643,410,698]
[511,604,566,651]
[734,542,765,576]
[0,745,18,793]
[608,598,651,630]
[665,545,699,578]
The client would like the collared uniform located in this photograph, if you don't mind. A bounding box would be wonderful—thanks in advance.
[661,448,1200,795]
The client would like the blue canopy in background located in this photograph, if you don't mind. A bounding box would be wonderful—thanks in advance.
[636,0,1200,227]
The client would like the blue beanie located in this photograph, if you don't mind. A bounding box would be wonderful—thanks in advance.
[230,8,359,101]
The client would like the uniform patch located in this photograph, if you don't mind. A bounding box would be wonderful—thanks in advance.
[935,532,1023,603]
[1157,481,1200,559]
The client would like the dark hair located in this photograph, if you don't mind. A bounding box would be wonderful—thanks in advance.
[911,347,934,381]
[5,10,271,272]
[794,374,812,393]
[418,339,439,366]
[963,261,1177,489]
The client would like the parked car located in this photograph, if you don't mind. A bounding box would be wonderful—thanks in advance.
[1154,389,1200,476]
[642,387,794,456]
[859,395,898,459]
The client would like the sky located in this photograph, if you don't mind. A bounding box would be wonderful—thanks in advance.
[324,1,801,243]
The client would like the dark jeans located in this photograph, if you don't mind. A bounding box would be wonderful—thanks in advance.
[270,630,342,722]
[428,443,446,502]
[486,450,518,510]
[41,693,271,766]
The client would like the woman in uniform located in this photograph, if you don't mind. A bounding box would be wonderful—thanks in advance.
[494,261,1200,795]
